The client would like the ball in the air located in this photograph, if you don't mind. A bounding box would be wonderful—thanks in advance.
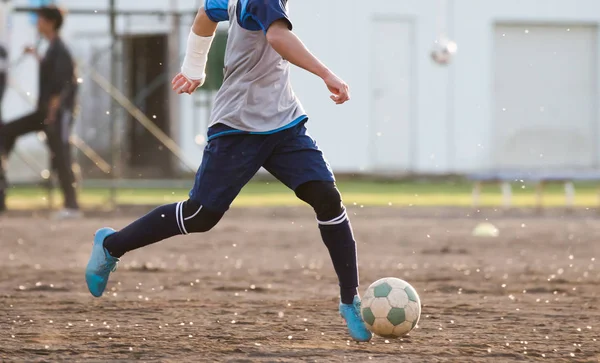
[431,39,458,65]
[361,277,421,338]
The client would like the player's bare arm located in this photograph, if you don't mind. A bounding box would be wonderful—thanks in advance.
[266,19,350,105]
[171,7,217,95]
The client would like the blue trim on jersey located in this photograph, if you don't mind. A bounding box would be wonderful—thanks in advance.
[237,0,262,31]
[237,0,291,33]
[252,115,307,135]
[207,115,308,141]
[205,0,229,22]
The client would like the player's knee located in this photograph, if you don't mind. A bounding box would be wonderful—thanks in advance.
[295,181,344,222]
[181,199,224,233]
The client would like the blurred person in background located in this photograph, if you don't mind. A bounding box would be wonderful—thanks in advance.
[0,38,7,212]
[0,0,10,212]
[0,5,79,218]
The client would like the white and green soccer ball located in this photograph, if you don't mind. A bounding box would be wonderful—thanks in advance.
[361,277,421,338]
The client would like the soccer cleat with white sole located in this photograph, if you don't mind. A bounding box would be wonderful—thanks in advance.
[85,228,119,297]
[339,296,373,342]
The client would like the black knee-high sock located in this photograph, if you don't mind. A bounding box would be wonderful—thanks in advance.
[319,216,359,305]
[104,203,183,258]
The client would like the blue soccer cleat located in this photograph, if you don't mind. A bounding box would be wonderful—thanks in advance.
[85,228,119,297]
[339,296,373,342]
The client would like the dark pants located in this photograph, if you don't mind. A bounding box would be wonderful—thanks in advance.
[0,72,5,124]
[190,120,335,212]
[0,108,79,210]
[0,71,6,210]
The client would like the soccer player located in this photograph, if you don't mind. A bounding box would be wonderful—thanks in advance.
[86,0,372,342]
[0,6,79,218]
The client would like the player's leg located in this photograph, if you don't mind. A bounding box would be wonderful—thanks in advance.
[101,199,225,259]
[0,151,6,212]
[86,134,268,297]
[0,111,45,155]
[263,122,371,342]
[0,70,6,125]
[44,110,79,213]
[0,69,5,211]
[0,66,6,211]
[0,111,46,211]
[264,123,358,303]
[294,181,359,299]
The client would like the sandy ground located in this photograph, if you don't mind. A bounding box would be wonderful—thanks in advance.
[0,206,599,362]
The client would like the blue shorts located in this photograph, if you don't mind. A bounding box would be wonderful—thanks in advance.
[189,120,335,212]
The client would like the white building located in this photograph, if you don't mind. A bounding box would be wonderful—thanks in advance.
[3,0,600,182]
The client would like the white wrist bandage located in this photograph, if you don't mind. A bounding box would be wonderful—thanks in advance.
[181,30,214,84]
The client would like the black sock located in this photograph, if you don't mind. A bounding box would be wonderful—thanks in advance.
[319,218,359,305]
[104,203,182,258]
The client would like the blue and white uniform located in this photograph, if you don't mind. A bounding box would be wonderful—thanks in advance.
[205,0,306,136]
[190,0,334,213]
[87,3,373,342]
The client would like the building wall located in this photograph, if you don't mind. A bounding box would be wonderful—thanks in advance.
[3,0,600,181]
[290,0,600,174]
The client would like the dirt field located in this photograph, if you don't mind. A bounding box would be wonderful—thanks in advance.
[1,206,599,362]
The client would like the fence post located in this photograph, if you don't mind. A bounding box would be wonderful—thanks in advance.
[108,0,119,209]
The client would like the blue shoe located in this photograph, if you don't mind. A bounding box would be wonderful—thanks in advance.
[85,228,119,297]
[339,296,373,342]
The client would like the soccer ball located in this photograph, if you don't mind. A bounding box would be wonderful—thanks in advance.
[430,38,458,65]
[361,277,421,338]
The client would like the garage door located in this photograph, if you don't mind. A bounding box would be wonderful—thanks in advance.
[370,18,414,172]
[493,24,598,169]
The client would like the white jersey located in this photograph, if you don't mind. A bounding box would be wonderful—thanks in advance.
[204,0,305,135]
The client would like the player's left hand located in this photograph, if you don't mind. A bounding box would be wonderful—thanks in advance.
[172,73,203,95]
[323,72,350,105]
[23,46,37,55]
